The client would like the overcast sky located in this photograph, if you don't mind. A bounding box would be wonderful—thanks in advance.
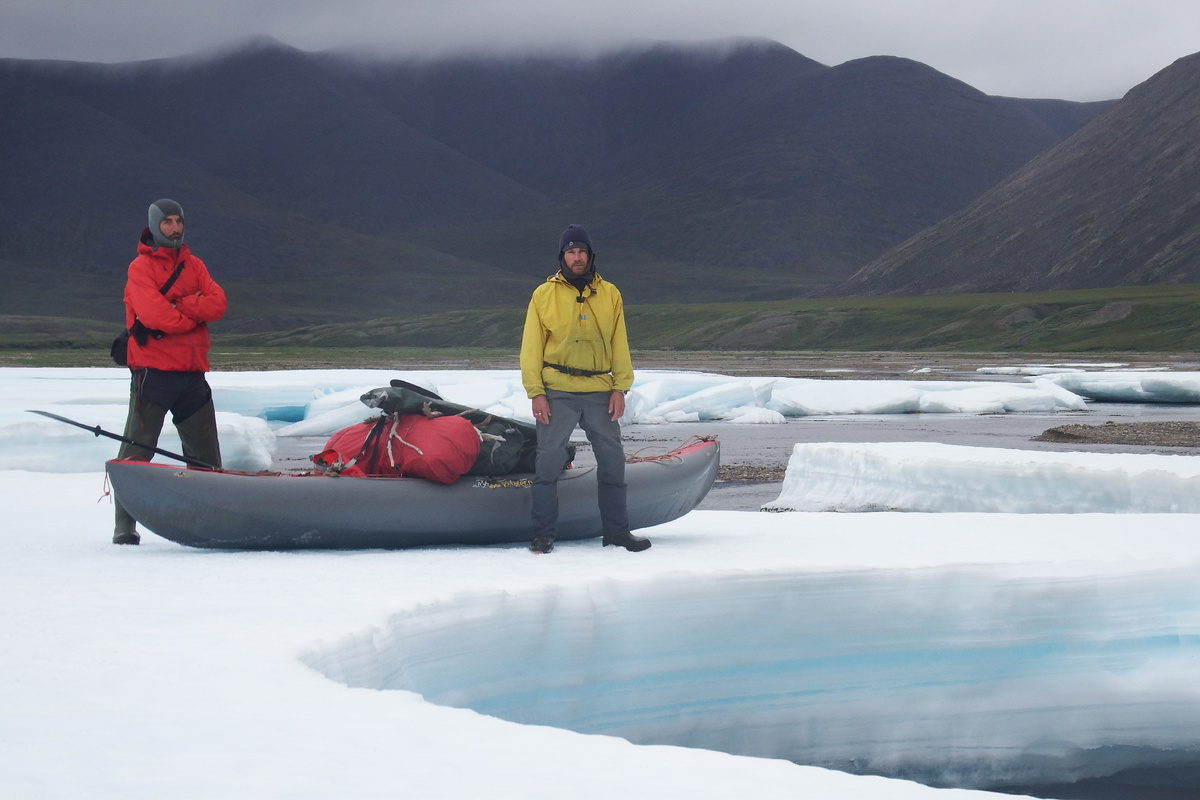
[3,0,1198,101]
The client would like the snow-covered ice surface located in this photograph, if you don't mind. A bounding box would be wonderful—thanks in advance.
[4,366,1200,798]
[1041,371,1200,403]
[768,442,1200,512]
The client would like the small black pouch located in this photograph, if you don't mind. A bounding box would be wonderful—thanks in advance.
[110,328,131,366]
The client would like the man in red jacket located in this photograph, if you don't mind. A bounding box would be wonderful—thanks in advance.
[113,199,227,545]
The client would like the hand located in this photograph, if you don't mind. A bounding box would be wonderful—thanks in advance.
[532,394,550,425]
[608,390,625,421]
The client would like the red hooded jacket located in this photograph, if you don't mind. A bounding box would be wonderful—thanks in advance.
[124,229,227,372]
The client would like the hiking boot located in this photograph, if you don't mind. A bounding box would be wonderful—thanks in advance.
[530,535,555,554]
[113,530,141,545]
[602,532,651,552]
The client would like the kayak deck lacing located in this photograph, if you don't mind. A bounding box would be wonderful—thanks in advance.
[625,434,718,464]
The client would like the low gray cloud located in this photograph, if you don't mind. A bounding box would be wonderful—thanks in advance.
[3,0,1198,100]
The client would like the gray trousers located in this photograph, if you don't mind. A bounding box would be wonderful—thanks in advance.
[532,389,629,540]
[114,370,222,535]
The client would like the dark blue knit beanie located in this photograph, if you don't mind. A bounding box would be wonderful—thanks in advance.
[558,224,593,255]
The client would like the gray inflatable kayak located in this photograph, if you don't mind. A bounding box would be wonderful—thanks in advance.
[105,438,719,549]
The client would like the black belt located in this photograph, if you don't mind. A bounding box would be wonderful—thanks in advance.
[543,361,610,377]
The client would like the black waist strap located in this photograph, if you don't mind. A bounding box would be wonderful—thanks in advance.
[543,361,610,378]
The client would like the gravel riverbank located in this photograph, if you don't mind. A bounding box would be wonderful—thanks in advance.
[1034,420,1200,448]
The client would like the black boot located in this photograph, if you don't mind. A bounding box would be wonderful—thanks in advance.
[113,530,141,545]
[602,532,651,552]
[530,535,555,554]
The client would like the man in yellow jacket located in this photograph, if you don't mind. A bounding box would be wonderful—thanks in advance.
[520,224,649,554]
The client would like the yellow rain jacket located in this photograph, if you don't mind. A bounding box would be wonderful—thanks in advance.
[520,271,634,398]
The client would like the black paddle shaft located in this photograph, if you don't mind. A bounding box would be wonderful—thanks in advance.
[27,409,219,470]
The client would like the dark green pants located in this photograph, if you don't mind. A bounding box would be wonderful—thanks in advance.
[113,369,222,536]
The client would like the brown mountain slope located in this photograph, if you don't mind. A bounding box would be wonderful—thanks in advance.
[842,51,1200,295]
